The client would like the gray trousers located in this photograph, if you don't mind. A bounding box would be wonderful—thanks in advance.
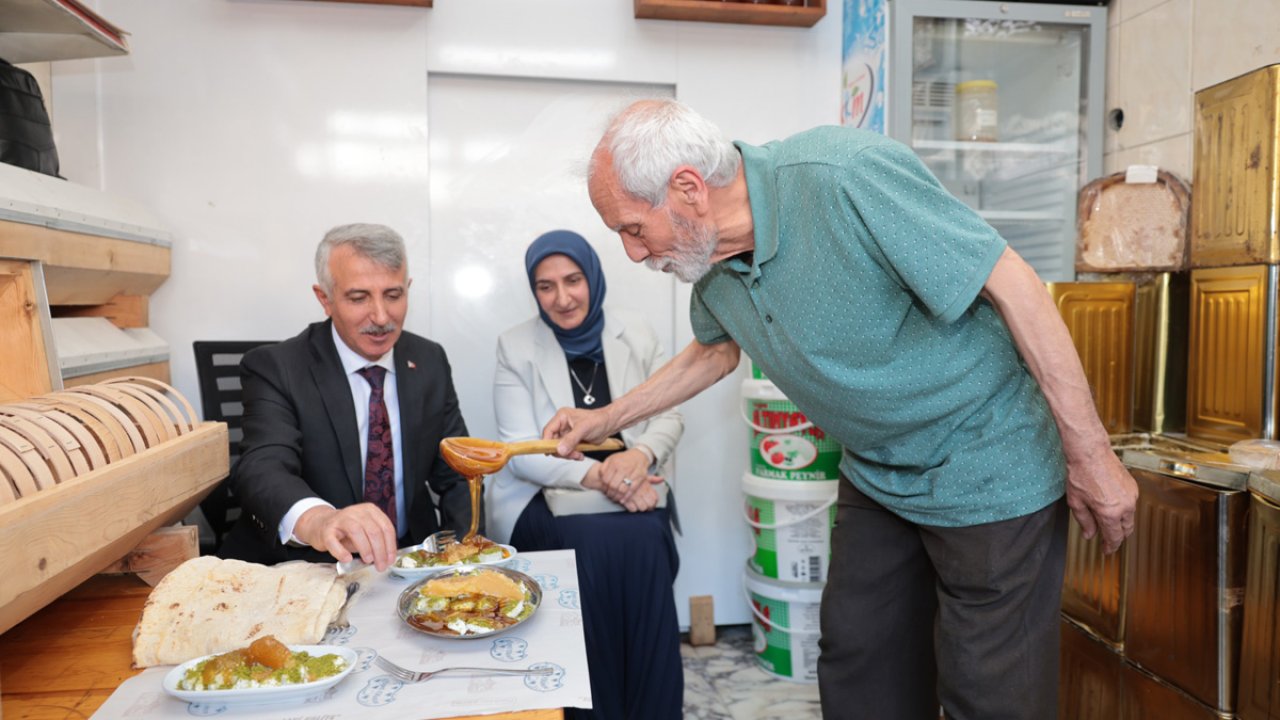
[817,479,1068,720]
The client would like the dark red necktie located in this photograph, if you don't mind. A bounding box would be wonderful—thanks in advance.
[357,366,396,527]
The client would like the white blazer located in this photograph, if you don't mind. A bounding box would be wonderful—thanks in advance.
[486,308,684,544]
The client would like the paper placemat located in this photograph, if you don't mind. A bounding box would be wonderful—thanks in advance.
[92,550,591,719]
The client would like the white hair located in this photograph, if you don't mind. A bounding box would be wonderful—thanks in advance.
[596,99,741,207]
[315,223,406,295]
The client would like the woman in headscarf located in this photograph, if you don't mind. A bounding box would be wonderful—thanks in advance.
[489,229,684,720]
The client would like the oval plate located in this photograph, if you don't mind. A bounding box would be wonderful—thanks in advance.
[397,566,541,640]
[390,543,518,581]
[162,644,357,705]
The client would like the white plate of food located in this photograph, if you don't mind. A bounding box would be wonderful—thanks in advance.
[162,637,357,706]
[390,536,517,580]
[397,565,541,639]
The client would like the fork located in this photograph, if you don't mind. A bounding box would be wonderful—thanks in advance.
[397,529,458,555]
[337,530,457,575]
[426,529,457,551]
[327,581,360,632]
[374,655,553,683]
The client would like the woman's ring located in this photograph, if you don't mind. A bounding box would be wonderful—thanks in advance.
[622,477,633,486]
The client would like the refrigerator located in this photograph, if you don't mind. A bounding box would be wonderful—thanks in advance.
[844,0,1107,282]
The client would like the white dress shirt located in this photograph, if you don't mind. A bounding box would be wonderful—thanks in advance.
[278,325,406,542]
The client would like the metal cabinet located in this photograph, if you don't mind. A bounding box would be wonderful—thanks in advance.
[1191,64,1280,270]
[1238,472,1280,720]
[1186,265,1278,443]
[1122,449,1251,715]
[1048,272,1189,436]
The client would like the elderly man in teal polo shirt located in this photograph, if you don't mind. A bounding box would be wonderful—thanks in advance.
[543,99,1138,720]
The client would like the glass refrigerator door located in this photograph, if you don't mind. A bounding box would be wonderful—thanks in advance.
[889,0,1107,282]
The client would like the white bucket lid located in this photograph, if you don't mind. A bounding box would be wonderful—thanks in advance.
[744,563,825,603]
[740,379,814,433]
[741,377,786,401]
[742,472,839,501]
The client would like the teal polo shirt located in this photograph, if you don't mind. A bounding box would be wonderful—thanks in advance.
[691,126,1065,527]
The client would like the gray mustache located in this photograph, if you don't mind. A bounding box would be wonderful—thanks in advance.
[360,321,398,335]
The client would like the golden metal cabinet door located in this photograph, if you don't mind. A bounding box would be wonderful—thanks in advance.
[1120,662,1226,720]
[1192,64,1280,268]
[1132,272,1189,434]
[1059,619,1123,720]
[1048,281,1135,434]
[1237,474,1280,720]
[1061,514,1127,645]
[1122,455,1250,715]
[1187,265,1273,443]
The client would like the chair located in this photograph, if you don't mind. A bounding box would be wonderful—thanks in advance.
[192,340,275,553]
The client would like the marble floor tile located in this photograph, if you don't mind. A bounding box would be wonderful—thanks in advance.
[682,625,822,720]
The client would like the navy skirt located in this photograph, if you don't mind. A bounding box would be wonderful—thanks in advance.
[511,492,682,720]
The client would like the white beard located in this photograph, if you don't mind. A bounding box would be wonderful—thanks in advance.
[648,209,717,283]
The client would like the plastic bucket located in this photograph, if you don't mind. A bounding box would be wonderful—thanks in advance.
[750,359,769,381]
[744,566,823,683]
[742,473,837,583]
[741,379,841,481]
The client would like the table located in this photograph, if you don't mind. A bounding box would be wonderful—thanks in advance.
[0,555,579,720]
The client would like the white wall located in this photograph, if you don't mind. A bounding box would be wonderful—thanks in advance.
[51,0,842,626]
[1103,0,1280,177]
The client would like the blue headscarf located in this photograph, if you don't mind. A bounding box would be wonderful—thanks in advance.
[525,230,607,363]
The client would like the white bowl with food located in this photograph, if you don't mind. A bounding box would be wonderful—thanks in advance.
[162,636,357,705]
[390,536,517,580]
[396,565,541,639]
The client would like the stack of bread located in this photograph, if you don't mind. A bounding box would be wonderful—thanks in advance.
[1076,169,1191,272]
[0,377,199,504]
[132,556,353,668]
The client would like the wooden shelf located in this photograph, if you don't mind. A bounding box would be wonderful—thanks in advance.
[634,0,825,28]
[0,222,170,305]
[0,0,128,64]
[0,162,172,396]
[289,0,431,6]
[0,162,172,306]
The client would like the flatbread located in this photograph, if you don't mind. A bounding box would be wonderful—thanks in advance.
[131,556,350,668]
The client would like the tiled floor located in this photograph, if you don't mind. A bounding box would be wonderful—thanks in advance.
[682,625,822,720]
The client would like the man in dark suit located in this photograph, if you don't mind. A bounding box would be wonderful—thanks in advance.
[219,223,476,570]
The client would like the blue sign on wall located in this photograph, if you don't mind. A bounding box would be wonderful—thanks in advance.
[841,0,886,134]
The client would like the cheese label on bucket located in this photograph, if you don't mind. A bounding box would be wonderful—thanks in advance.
[743,474,837,583]
[746,568,822,683]
[742,380,840,481]
[758,434,818,471]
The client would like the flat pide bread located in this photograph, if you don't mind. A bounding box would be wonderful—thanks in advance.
[131,556,349,668]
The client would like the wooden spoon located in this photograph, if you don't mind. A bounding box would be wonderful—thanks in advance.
[439,437,624,477]
[441,436,624,543]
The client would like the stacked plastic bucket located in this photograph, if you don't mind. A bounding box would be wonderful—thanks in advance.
[740,363,839,683]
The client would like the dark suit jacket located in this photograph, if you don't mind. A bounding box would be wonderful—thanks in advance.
[218,320,477,565]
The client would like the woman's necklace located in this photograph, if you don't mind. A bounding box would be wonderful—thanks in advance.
[569,362,600,406]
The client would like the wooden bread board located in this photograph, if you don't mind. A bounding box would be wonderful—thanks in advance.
[0,379,202,503]
[0,378,223,633]
[0,421,228,635]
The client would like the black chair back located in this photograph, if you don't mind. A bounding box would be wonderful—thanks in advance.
[192,340,275,552]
